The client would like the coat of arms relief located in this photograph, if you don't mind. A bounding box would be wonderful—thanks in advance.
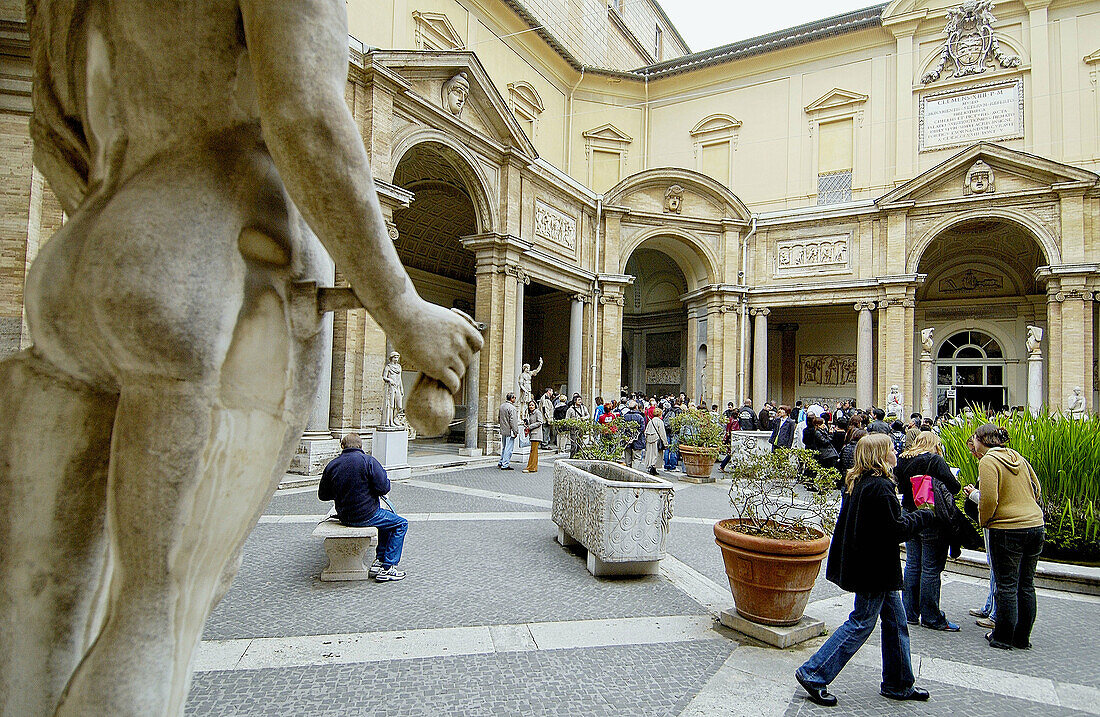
[922,0,1021,84]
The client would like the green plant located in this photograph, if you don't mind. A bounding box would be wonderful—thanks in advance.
[722,447,842,541]
[552,417,633,461]
[938,408,1100,561]
[666,409,724,455]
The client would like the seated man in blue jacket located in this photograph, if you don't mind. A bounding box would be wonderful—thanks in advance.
[318,433,408,582]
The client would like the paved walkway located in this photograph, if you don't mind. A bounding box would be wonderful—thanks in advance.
[190,457,1100,716]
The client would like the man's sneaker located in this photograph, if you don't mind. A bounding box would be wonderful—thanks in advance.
[368,559,383,578]
[375,566,406,582]
[976,616,995,629]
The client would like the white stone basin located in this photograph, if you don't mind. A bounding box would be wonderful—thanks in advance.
[552,460,675,577]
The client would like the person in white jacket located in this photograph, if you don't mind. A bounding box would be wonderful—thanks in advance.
[644,409,670,476]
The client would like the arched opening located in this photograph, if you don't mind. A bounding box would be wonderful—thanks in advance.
[392,141,482,438]
[622,245,692,398]
[916,217,1048,415]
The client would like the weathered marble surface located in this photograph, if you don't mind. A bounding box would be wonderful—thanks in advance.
[1,3,481,716]
[552,460,674,576]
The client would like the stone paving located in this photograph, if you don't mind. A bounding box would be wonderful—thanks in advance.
[189,457,1100,716]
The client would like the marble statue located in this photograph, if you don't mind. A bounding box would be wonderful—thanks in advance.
[518,357,543,410]
[2,3,482,716]
[443,71,470,117]
[1026,325,1043,356]
[1067,386,1087,418]
[886,384,903,417]
[920,327,935,356]
[381,352,405,427]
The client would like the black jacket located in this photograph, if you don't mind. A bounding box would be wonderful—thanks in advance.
[737,406,757,431]
[758,408,773,431]
[623,410,646,450]
[826,472,934,593]
[895,452,961,511]
[769,418,794,448]
[318,448,391,525]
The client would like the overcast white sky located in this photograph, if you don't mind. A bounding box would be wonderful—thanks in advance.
[661,0,882,53]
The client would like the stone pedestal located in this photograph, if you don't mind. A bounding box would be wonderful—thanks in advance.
[920,354,934,418]
[288,432,342,475]
[372,427,411,480]
[1028,354,1044,415]
[719,608,825,649]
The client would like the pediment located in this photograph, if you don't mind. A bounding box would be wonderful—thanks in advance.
[412,11,464,50]
[805,88,868,114]
[877,143,1098,206]
[368,51,537,160]
[690,114,742,138]
[582,123,633,145]
[1086,49,1100,66]
[605,167,751,223]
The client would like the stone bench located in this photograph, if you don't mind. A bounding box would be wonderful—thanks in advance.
[311,519,379,581]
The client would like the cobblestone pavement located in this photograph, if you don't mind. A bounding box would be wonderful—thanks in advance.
[189,458,1100,716]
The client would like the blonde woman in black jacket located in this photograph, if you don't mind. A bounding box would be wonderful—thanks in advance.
[795,434,935,708]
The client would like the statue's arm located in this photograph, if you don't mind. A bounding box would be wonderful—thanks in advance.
[532,357,543,376]
[238,0,480,391]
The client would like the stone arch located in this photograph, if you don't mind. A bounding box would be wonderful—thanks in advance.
[390,128,498,233]
[620,226,720,291]
[605,167,751,221]
[906,208,1060,274]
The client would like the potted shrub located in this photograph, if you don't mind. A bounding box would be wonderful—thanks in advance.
[666,408,724,482]
[552,416,632,461]
[715,448,842,626]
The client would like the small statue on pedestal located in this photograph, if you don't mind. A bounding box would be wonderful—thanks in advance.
[382,352,406,428]
[1067,386,1087,419]
[518,357,543,413]
[920,327,935,357]
[1026,325,1043,357]
[886,384,903,418]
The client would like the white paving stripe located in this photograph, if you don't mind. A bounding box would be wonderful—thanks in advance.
[660,555,731,617]
[195,615,720,673]
[259,512,720,526]
[403,478,553,508]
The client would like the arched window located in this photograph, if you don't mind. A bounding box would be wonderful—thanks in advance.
[935,331,1006,415]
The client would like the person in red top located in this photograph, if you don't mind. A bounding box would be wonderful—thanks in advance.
[645,398,658,421]
[597,400,615,424]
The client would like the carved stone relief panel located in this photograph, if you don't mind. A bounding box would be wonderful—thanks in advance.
[646,367,682,385]
[775,234,851,277]
[534,199,577,250]
[799,355,857,387]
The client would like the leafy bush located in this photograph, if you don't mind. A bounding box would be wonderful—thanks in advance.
[552,417,634,461]
[938,408,1100,562]
[723,447,842,541]
[666,409,724,454]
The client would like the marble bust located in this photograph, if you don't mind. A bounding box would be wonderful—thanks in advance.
[443,71,470,117]
[665,184,684,213]
[1026,325,1043,356]
[381,352,405,428]
[1067,386,1087,418]
[2,4,482,715]
[920,327,935,356]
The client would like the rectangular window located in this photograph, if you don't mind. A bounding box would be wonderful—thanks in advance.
[817,118,853,204]
[655,26,663,60]
[591,149,621,193]
[700,141,730,187]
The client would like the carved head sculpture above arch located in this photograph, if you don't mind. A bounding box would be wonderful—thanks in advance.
[604,167,751,222]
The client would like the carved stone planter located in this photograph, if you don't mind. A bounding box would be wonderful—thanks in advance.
[552,460,674,577]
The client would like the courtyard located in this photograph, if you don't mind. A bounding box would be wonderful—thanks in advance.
[188,458,1100,716]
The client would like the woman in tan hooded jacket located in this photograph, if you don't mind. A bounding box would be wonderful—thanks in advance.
[964,423,1045,651]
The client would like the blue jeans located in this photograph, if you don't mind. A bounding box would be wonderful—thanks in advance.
[981,528,997,620]
[499,434,515,467]
[988,526,1045,647]
[797,591,915,696]
[903,523,949,626]
[348,508,407,568]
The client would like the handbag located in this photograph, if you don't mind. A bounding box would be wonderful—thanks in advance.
[910,474,935,508]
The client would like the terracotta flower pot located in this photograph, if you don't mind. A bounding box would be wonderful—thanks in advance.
[679,444,717,479]
[713,518,830,627]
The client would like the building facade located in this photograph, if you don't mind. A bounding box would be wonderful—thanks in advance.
[3,0,1100,453]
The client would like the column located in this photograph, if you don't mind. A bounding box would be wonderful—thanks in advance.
[751,307,770,408]
[289,245,342,475]
[598,293,625,399]
[1051,289,1094,412]
[855,301,875,408]
[460,346,483,455]
[879,297,914,414]
[919,327,934,418]
[514,269,526,395]
[568,294,585,396]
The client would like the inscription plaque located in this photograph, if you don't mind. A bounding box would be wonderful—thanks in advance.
[920,79,1023,151]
